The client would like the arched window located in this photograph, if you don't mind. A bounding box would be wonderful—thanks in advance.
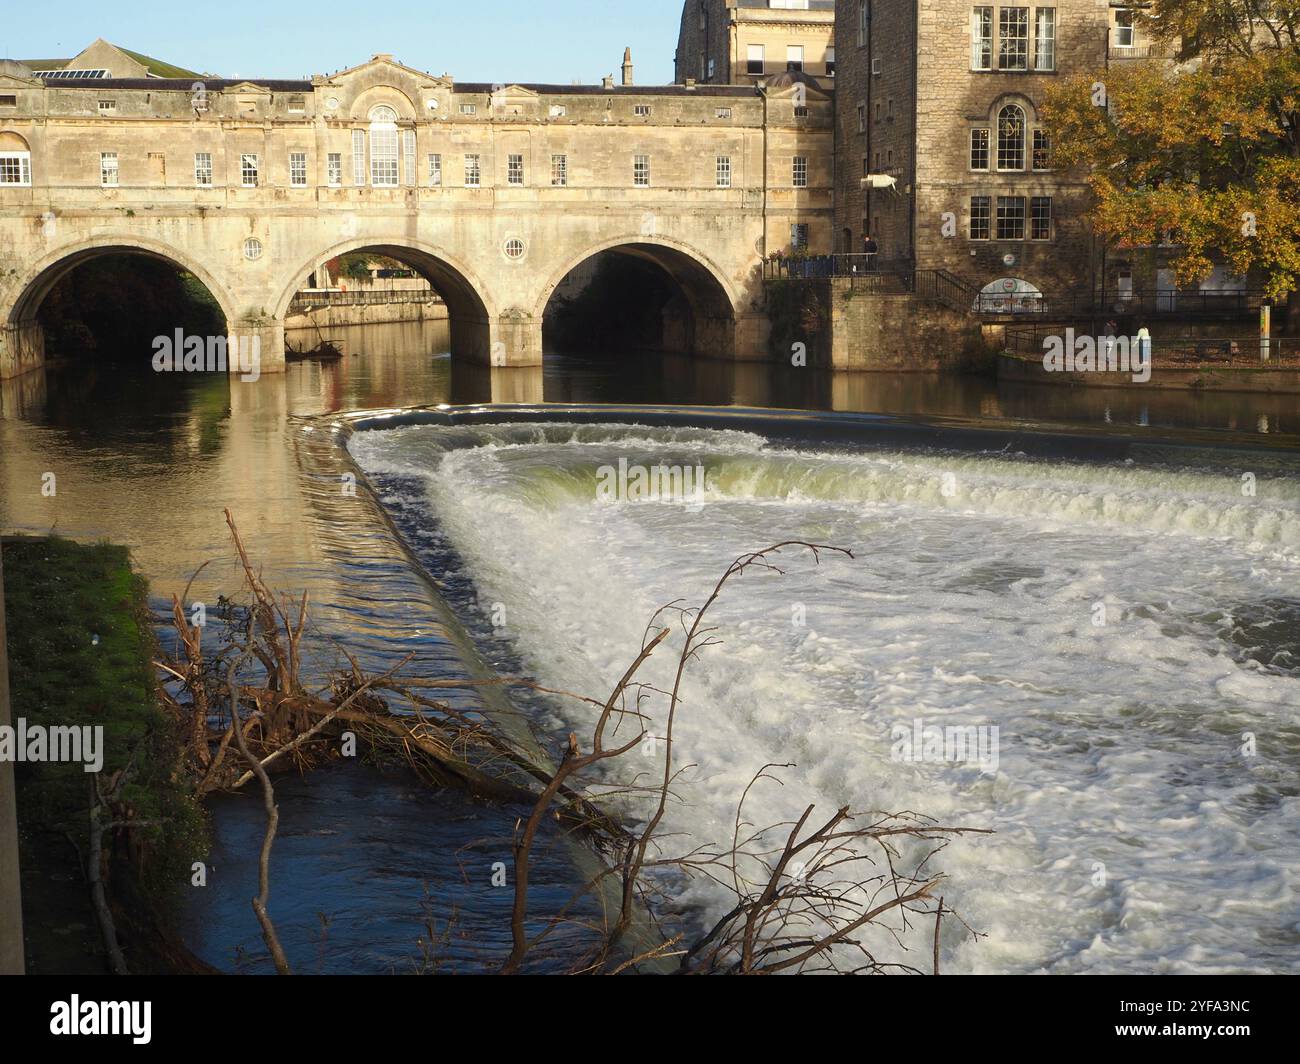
[997,104,1025,171]
[369,105,399,186]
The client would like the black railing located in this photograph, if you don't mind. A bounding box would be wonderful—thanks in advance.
[977,289,1266,320]
[1004,327,1300,366]
[763,254,909,281]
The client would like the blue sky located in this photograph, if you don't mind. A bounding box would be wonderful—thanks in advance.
[3,0,681,84]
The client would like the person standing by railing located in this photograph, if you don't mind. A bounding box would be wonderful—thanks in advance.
[863,235,879,272]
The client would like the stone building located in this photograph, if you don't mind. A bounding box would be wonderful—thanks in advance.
[833,0,1128,304]
[0,53,833,375]
[676,0,837,87]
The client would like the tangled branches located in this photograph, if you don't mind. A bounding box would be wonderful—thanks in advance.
[159,521,989,975]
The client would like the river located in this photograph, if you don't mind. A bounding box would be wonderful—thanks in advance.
[1,318,1297,973]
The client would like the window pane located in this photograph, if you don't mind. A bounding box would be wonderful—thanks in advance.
[716,155,731,187]
[971,7,993,70]
[1033,129,1052,171]
[970,196,991,240]
[996,195,1026,240]
[1036,8,1056,70]
[1030,196,1052,240]
[997,105,1025,170]
[970,128,990,170]
[465,154,481,186]
[793,156,808,187]
[999,8,1029,70]
[551,154,567,186]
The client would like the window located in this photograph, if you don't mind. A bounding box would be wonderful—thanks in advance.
[792,156,808,187]
[352,129,366,185]
[328,153,342,186]
[243,237,263,260]
[858,1,869,47]
[504,238,526,260]
[708,58,716,80]
[98,99,116,114]
[0,151,31,185]
[240,153,258,187]
[716,155,731,188]
[633,154,650,186]
[970,196,991,240]
[428,154,442,186]
[100,151,119,187]
[1030,196,1053,240]
[289,152,307,187]
[747,45,765,76]
[550,104,567,117]
[875,102,881,122]
[826,47,835,76]
[369,106,398,186]
[997,105,1026,170]
[872,58,882,75]
[459,103,477,115]
[634,104,651,117]
[465,154,481,187]
[787,46,804,72]
[287,94,306,113]
[857,104,866,133]
[716,107,732,119]
[999,8,1029,70]
[0,95,16,107]
[996,195,1026,240]
[790,223,809,250]
[970,128,990,170]
[1036,8,1056,70]
[551,154,567,186]
[403,130,416,186]
[194,151,213,186]
[1033,129,1052,170]
[971,7,993,70]
[507,153,524,185]
[1115,10,1135,48]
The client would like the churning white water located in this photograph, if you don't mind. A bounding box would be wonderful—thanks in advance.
[350,422,1300,974]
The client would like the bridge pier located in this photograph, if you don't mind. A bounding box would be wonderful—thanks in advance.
[0,321,45,381]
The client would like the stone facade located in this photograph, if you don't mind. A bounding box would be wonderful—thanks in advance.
[676,1,836,87]
[834,0,1143,301]
[0,55,834,377]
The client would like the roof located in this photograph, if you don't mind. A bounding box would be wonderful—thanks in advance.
[114,45,203,79]
[16,41,203,79]
[49,78,764,98]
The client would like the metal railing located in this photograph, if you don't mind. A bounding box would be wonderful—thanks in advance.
[1005,327,1300,367]
[289,289,443,310]
[978,289,1266,320]
[763,254,910,281]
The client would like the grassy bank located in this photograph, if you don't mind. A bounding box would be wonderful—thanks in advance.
[1,536,207,973]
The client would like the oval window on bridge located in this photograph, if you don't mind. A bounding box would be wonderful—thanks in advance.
[243,237,263,261]
[503,238,526,260]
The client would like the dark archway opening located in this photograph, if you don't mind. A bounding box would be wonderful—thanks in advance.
[542,245,735,362]
[37,254,226,365]
[543,253,678,355]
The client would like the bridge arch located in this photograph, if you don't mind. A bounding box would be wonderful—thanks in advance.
[7,233,240,329]
[275,238,498,362]
[533,236,740,359]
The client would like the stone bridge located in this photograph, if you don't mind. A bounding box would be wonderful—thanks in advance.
[0,55,832,378]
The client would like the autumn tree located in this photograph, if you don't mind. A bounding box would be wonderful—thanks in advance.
[1042,1,1300,328]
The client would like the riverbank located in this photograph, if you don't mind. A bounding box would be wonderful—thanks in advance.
[998,351,1300,394]
[1,536,208,973]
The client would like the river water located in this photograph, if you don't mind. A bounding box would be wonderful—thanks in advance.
[1,318,1297,973]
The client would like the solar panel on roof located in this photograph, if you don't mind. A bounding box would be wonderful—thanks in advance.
[33,69,109,80]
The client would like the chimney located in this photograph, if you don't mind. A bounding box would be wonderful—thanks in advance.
[602,74,614,90]
[622,47,634,87]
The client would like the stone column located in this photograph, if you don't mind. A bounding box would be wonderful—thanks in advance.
[0,544,26,974]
